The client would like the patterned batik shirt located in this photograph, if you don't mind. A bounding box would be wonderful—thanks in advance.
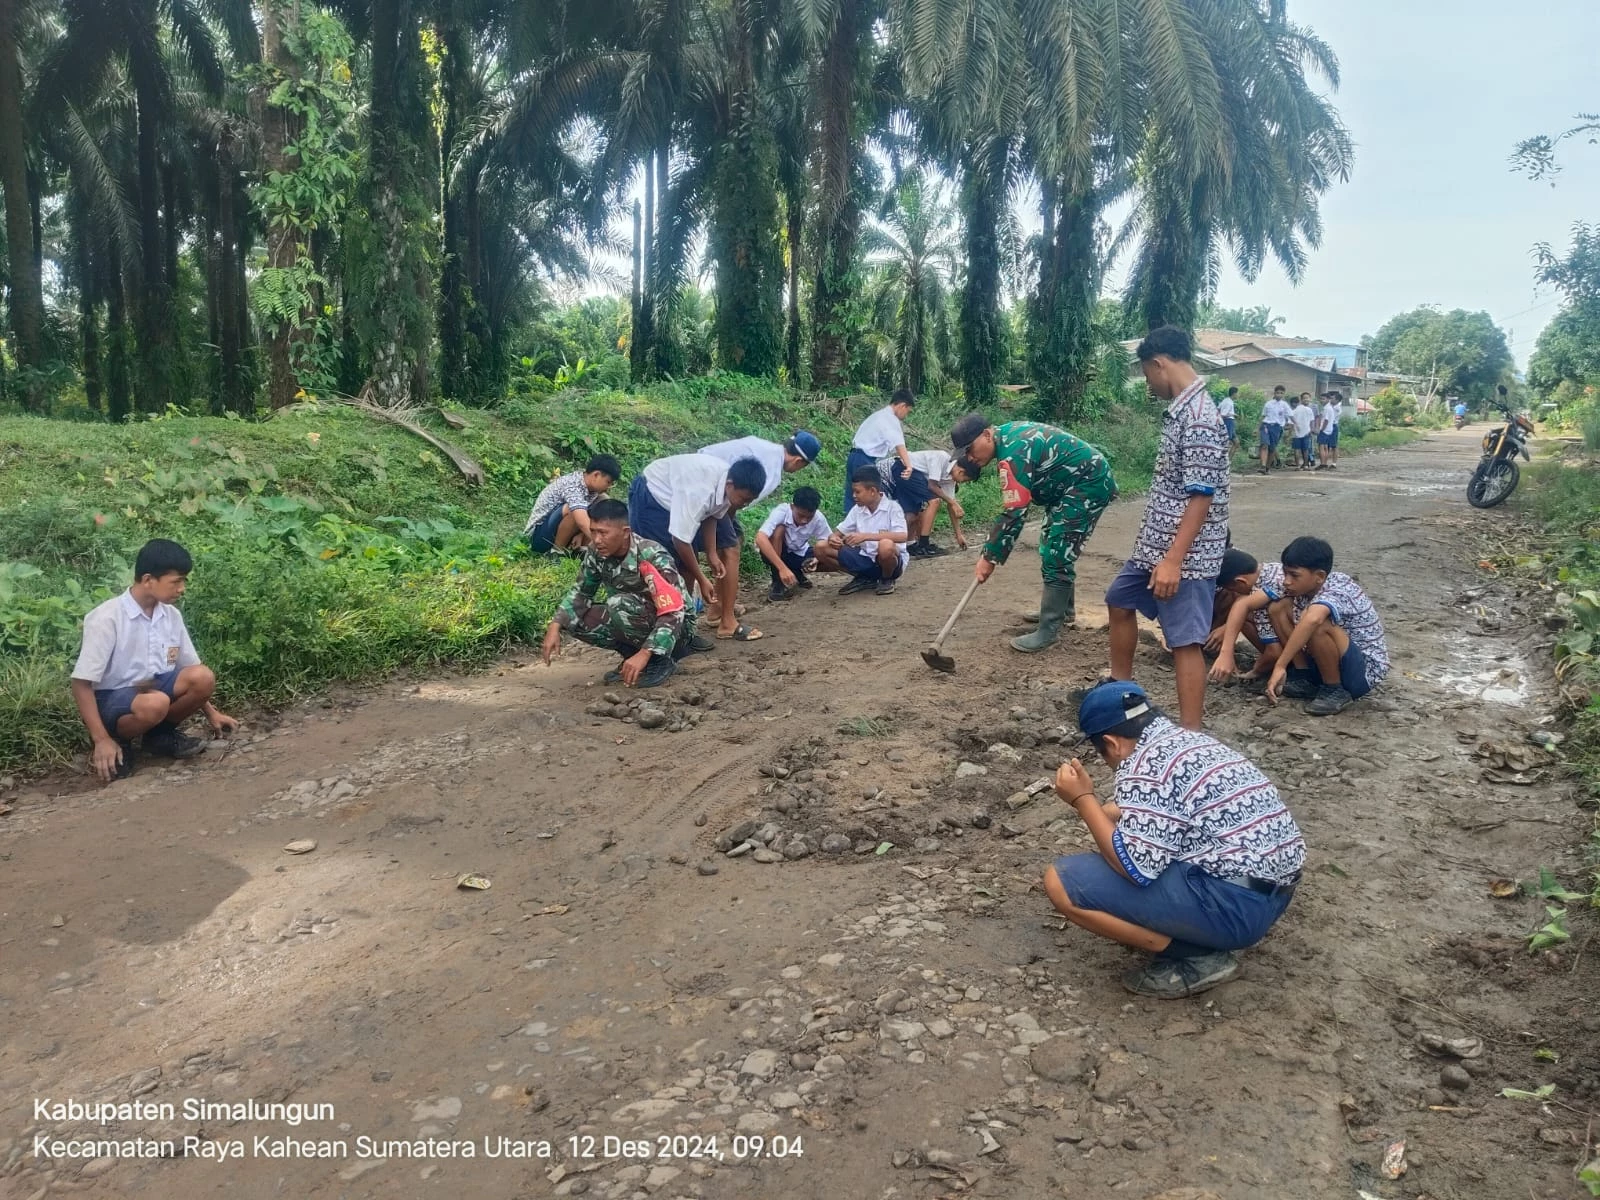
[1110,717,1306,886]
[982,422,1114,565]
[525,470,601,533]
[1128,379,1231,580]
[1252,561,1286,644]
[555,534,692,656]
[1293,571,1390,688]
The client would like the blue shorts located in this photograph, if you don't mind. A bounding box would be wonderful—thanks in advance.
[627,475,738,555]
[1260,424,1283,449]
[838,544,904,581]
[887,467,931,515]
[1223,417,1236,441]
[1318,429,1339,447]
[1105,564,1215,649]
[1051,853,1294,953]
[96,669,179,733]
[526,506,566,554]
[1292,435,1311,454]
[844,448,876,513]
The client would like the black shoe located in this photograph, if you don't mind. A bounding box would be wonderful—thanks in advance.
[114,740,138,780]
[769,583,795,601]
[636,656,678,688]
[603,667,624,683]
[920,541,949,558]
[1305,685,1355,716]
[795,574,814,590]
[875,578,897,596]
[142,723,205,759]
[907,542,931,559]
[839,577,872,596]
[1279,672,1320,700]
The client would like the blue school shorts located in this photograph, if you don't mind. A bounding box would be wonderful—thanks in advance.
[1260,423,1283,449]
[96,669,179,732]
[1105,564,1214,650]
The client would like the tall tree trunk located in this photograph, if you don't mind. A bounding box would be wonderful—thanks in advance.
[631,152,656,382]
[205,191,224,413]
[435,15,474,401]
[709,0,781,376]
[959,142,1005,406]
[629,198,643,380]
[784,188,802,381]
[106,247,132,421]
[1132,178,1208,334]
[648,142,671,377]
[357,0,434,406]
[216,166,247,412]
[808,0,861,389]
[131,55,177,412]
[77,215,103,411]
[1027,179,1102,422]
[259,0,306,408]
[0,0,46,407]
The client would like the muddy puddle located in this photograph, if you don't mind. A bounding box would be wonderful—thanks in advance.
[1436,640,1531,705]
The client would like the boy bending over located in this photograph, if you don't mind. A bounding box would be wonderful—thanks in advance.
[755,486,830,601]
[1206,549,1285,684]
[1264,536,1390,716]
[1042,681,1305,998]
[71,538,237,781]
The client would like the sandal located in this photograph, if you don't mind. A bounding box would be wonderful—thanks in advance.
[717,624,765,641]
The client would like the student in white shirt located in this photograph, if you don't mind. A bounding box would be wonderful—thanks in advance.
[1257,385,1291,475]
[845,389,915,513]
[699,431,820,634]
[627,454,766,636]
[1218,387,1239,448]
[1316,391,1343,469]
[755,486,832,601]
[815,467,910,596]
[70,539,238,781]
[1289,393,1316,469]
[906,448,966,555]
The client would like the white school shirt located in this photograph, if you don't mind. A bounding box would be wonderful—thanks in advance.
[759,503,832,556]
[1289,404,1315,438]
[1261,399,1291,426]
[837,497,910,567]
[907,449,955,488]
[700,436,785,502]
[641,453,732,544]
[72,590,201,690]
[1216,396,1236,419]
[1321,401,1341,430]
[853,406,906,458]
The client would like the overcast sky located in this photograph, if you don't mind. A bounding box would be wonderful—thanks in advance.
[1202,0,1600,363]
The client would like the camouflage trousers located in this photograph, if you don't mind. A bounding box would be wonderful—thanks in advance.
[571,593,693,655]
[1038,468,1117,587]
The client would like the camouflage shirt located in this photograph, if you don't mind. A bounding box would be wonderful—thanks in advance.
[555,534,693,656]
[983,422,1115,564]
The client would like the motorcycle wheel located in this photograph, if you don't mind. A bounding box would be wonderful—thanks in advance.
[1467,458,1519,508]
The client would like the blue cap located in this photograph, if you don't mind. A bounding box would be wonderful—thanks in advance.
[1077,681,1153,739]
[790,430,821,463]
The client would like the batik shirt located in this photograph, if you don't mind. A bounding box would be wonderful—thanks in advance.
[555,534,692,656]
[525,471,602,533]
[1111,717,1306,886]
[1128,379,1230,580]
[1250,561,1285,644]
[982,422,1112,565]
[1293,571,1390,688]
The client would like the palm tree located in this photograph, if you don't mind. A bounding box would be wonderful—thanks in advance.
[0,0,45,407]
[1123,1,1352,332]
[863,169,958,394]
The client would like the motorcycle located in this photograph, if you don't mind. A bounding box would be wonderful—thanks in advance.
[1466,386,1532,509]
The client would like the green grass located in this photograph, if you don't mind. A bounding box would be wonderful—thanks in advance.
[2,376,1099,772]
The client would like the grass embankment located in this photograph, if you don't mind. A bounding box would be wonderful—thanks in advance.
[0,378,1163,771]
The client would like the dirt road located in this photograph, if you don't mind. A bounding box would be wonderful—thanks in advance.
[3,428,1596,1200]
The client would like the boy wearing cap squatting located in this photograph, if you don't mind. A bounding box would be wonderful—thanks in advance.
[950,415,1117,654]
[1041,681,1306,998]
[1106,327,1230,729]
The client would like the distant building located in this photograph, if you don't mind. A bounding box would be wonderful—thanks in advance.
[1122,328,1363,411]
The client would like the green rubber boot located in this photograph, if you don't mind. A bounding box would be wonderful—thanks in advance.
[1011,582,1074,653]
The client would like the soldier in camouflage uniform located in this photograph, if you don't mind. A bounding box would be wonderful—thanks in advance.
[951,414,1118,653]
[540,500,700,689]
